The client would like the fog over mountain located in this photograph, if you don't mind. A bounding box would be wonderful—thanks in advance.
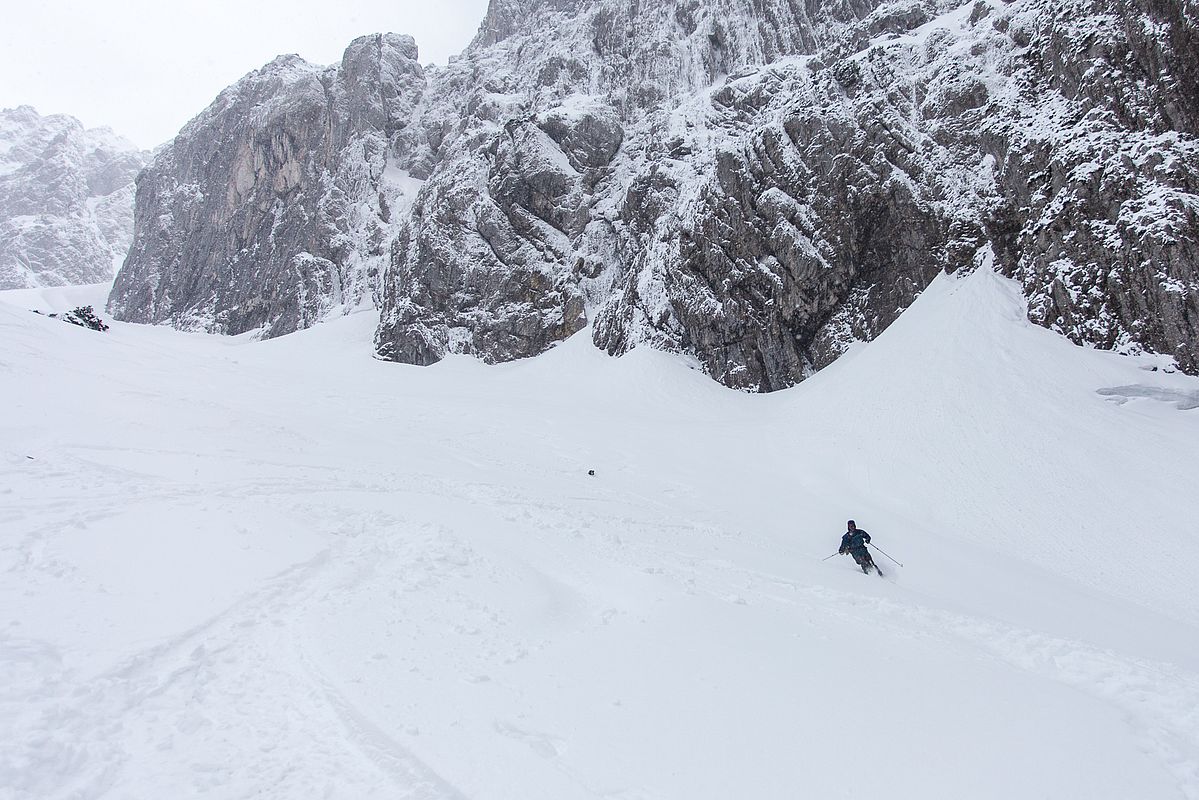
[0,107,146,290]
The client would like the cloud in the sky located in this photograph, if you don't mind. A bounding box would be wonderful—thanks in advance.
[0,0,490,148]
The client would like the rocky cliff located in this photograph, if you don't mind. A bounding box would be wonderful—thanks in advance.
[983,0,1199,374]
[0,106,146,289]
[108,34,425,336]
[112,0,1199,386]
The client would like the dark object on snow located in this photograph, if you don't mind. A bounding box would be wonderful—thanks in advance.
[839,520,871,553]
[32,306,109,331]
[839,520,883,576]
[62,305,109,332]
[588,469,595,476]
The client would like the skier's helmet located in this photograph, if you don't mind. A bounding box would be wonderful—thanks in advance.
[847,519,856,530]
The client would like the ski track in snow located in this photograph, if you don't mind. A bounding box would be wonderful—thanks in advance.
[3,273,1199,799]
[8,466,1198,799]
[4,501,472,799]
[476,489,1199,800]
[659,554,1199,799]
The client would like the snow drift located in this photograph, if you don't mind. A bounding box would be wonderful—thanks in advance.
[3,267,1198,798]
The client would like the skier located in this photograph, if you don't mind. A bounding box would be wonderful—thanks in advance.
[839,520,883,576]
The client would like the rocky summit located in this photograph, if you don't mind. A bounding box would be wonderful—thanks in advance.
[0,106,146,290]
[110,0,1199,389]
[109,34,425,337]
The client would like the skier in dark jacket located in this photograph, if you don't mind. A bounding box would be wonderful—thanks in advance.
[840,520,883,576]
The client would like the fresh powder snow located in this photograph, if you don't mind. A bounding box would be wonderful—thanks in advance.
[2,268,1197,799]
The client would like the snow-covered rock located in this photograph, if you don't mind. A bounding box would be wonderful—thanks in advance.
[985,0,1199,375]
[111,0,1199,387]
[376,0,1199,387]
[0,106,146,290]
[108,34,425,337]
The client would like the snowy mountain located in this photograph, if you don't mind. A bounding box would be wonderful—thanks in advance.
[4,269,1198,798]
[0,106,147,290]
[108,35,425,337]
[109,0,1199,388]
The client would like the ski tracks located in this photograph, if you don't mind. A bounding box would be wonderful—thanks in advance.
[649,551,1199,800]
[297,648,470,800]
[941,618,1199,799]
[3,513,471,800]
[327,481,1199,800]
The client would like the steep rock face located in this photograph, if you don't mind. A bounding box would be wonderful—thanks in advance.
[982,0,1199,373]
[377,117,591,363]
[376,94,630,363]
[377,0,980,387]
[0,106,146,289]
[588,43,985,389]
[378,0,968,381]
[108,34,425,336]
[473,0,817,109]
[112,0,1199,388]
[377,0,1199,388]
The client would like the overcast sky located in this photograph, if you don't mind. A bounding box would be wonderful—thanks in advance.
[1,0,490,149]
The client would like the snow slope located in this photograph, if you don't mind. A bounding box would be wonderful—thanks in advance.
[2,269,1198,799]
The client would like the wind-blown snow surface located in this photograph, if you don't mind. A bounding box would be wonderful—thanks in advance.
[2,269,1198,799]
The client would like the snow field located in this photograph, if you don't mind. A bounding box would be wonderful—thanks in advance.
[1,269,1198,798]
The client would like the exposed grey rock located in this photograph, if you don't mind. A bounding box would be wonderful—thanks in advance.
[376,117,588,364]
[377,0,1198,388]
[111,0,1199,388]
[0,106,146,289]
[378,0,988,388]
[108,34,425,337]
[981,0,1199,375]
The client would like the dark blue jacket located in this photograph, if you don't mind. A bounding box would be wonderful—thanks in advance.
[840,529,871,554]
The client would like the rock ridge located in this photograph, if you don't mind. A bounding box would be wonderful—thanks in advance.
[109,0,1199,387]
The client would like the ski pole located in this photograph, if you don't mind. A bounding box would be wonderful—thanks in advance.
[869,543,903,567]
[822,552,841,561]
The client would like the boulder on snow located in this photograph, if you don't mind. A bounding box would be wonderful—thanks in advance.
[32,304,110,331]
